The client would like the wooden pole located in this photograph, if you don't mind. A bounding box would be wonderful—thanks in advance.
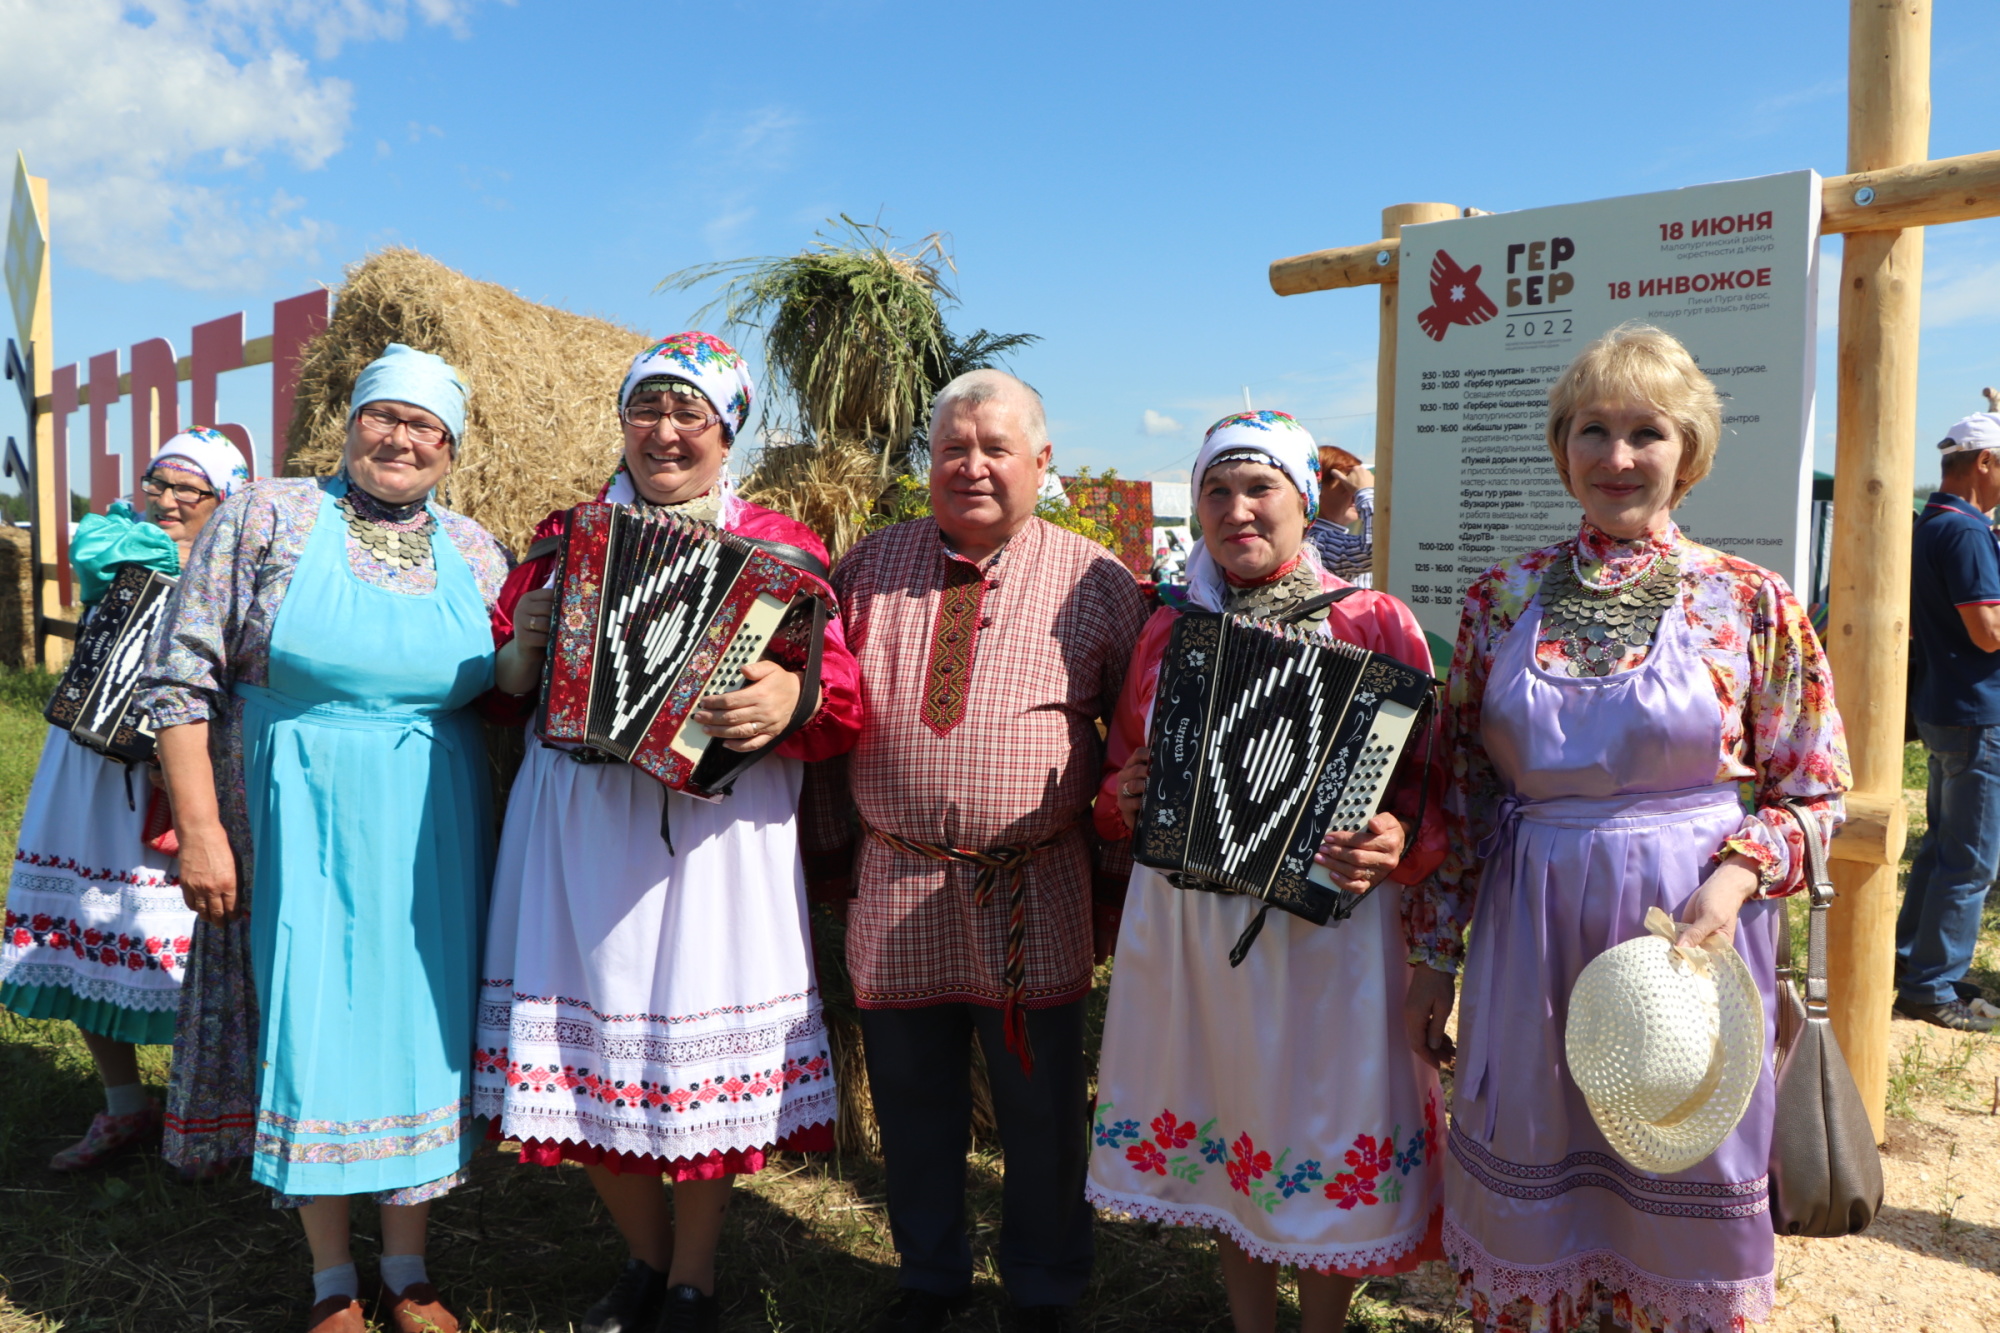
[1372,203,1459,590]
[23,172,58,668]
[1825,0,1930,1144]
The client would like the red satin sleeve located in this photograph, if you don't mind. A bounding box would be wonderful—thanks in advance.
[1094,606,1179,841]
[476,508,568,725]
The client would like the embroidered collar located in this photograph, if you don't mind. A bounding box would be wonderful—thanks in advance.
[1573,518,1679,585]
[1223,551,1305,589]
[1224,554,1326,623]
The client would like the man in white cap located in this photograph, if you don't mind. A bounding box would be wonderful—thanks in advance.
[1899,412,2000,1031]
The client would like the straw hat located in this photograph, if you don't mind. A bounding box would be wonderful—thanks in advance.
[1566,907,1764,1174]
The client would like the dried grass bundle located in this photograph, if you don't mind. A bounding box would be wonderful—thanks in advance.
[283,247,649,555]
[738,435,884,563]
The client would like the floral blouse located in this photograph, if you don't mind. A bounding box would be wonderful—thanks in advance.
[1402,520,1850,973]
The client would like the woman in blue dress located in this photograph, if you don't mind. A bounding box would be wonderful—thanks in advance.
[145,345,511,1333]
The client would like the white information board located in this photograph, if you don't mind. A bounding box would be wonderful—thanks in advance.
[1387,170,1821,642]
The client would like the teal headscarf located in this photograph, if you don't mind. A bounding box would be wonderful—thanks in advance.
[70,500,180,605]
[348,343,468,444]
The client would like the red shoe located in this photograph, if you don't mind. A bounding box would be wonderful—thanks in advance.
[47,1100,163,1172]
[306,1296,366,1333]
[378,1282,460,1333]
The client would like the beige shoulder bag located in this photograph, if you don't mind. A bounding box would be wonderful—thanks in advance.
[1768,800,1884,1236]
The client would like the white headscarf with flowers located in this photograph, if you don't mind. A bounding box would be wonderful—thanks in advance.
[609,331,757,527]
[152,426,253,500]
[1183,409,1324,613]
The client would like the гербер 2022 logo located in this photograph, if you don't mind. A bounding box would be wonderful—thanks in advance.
[1415,250,1498,341]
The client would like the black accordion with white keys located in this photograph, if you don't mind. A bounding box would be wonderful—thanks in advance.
[44,563,177,764]
[1135,609,1434,945]
[535,503,829,802]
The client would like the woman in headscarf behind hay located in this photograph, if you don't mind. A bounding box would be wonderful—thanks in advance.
[143,346,512,1333]
[0,429,248,1174]
[476,332,862,1333]
[1085,411,1449,1333]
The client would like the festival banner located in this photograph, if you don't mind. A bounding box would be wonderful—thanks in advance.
[1386,170,1821,642]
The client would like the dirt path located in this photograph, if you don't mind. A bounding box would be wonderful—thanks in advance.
[1762,1017,2000,1333]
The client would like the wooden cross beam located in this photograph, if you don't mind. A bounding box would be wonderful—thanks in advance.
[1267,149,2000,297]
[1267,1,1996,1142]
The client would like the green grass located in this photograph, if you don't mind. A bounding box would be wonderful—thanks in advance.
[0,668,1460,1333]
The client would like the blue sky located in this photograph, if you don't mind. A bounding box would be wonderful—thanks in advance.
[4,0,1998,495]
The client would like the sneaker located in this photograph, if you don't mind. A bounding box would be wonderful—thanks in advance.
[871,1288,973,1333]
[655,1283,719,1333]
[1008,1307,1078,1332]
[582,1260,669,1333]
[1893,996,1998,1032]
[47,1100,163,1172]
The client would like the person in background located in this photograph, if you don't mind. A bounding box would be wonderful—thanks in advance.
[0,428,249,1173]
[1088,410,1447,1333]
[1150,544,1175,583]
[802,369,1147,1333]
[1897,412,2000,1031]
[146,346,510,1333]
[1304,445,1374,587]
[1407,324,1847,1333]
[476,333,862,1333]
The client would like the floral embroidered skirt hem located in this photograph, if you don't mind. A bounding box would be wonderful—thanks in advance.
[1443,1216,1772,1333]
[474,745,838,1171]
[0,731,189,1040]
[1085,871,1444,1275]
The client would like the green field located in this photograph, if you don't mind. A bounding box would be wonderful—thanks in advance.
[0,671,1459,1333]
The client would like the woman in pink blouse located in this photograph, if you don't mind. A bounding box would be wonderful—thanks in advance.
[1405,324,1849,1333]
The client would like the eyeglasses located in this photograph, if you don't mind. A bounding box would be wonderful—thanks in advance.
[622,404,720,434]
[140,472,218,505]
[356,405,451,448]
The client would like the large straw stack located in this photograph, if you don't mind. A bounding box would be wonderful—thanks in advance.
[283,248,649,555]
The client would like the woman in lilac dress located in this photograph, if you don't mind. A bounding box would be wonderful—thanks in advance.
[1403,324,1849,1333]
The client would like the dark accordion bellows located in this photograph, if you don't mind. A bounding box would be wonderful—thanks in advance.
[44,564,177,764]
[535,503,828,802]
[1134,611,1433,945]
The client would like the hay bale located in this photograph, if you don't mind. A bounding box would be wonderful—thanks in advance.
[739,435,885,564]
[283,247,649,556]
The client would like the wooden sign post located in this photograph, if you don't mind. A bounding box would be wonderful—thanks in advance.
[5,153,60,666]
[1267,0,2000,1140]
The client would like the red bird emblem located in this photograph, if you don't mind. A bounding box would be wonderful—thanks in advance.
[1415,249,1498,342]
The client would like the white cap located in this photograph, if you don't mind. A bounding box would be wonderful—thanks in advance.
[1939,414,2000,456]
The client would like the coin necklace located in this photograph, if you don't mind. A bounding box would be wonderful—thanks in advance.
[338,484,437,572]
[1537,543,1681,678]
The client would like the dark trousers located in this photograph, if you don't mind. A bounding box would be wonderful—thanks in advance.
[857,1000,1094,1307]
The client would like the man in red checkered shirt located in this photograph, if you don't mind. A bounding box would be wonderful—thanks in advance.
[803,370,1147,1333]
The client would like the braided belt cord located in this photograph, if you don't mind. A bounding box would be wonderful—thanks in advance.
[858,813,1085,1077]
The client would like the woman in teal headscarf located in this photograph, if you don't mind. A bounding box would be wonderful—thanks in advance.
[145,347,512,1333]
[0,429,248,1173]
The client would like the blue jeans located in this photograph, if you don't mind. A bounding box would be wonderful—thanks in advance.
[1896,720,2000,1006]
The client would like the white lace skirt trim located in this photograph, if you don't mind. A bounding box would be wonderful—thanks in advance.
[1089,1177,1439,1274]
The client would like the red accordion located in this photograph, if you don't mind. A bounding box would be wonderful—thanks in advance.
[535,503,830,801]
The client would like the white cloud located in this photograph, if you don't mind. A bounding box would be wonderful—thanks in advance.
[693,107,802,256]
[1925,258,2000,329]
[0,0,489,289]
[1141,409,1181,436]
